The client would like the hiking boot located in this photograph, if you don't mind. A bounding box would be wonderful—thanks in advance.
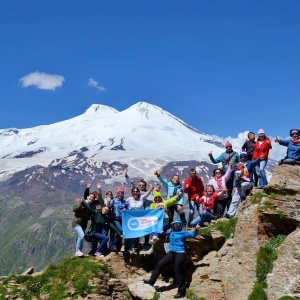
[75,250,84,257]
[173,293,185,298]
[143,279,154,286]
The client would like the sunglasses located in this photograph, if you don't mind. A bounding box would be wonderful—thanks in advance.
[132,191,139,193]
[117,192,124,195]
[172,222,181,227]
[215,171,221,174]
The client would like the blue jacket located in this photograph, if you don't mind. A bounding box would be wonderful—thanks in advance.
[109,198,128,219]
[166,219,199,252]
[158,176,184,205]
[279,139,300,160]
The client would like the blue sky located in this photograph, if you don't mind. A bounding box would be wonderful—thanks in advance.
[1,0,299,139]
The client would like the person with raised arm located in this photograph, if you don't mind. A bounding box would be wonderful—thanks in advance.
[154,170,188,227]
[274,129,300,166]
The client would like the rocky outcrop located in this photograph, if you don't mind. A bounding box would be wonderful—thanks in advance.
[189,164,300,300]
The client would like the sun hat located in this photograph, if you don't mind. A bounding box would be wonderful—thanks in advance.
[258,129,265,135]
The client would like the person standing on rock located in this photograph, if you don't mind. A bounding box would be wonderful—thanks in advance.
[72,198,91,257]
[252,129,272,189]
[274,129,300,166]
[208,141,240,211]
[183,168,204,226]
[143,219,200,299]
[207,162,233,218]
[154,170,188,227]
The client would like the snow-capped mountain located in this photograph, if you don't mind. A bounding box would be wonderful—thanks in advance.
[0,101,284,186]
[0,102,230,181]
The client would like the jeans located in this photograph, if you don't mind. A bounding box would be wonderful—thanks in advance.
[188,200,203,226]
[74,225,85,252]
[227,182,254,217]
[255,160,268,188]
[92,232,109,253]
[190,210,215,227]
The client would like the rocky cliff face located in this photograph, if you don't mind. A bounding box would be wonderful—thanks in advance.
[188,164,300,300]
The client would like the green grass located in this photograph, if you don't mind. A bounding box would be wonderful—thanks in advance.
[215,217,238,239]
[252,191,266,204]
[0,256,114,300]
[199,217,238,240]
[248,235,286,300]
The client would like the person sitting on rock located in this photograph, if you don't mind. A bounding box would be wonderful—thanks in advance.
[189,185,224,227]
[148,191,183,245]
[226,152,260,219]
[274,129,300,166]
[143,219,200,299]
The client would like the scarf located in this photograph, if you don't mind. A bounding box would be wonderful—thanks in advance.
[214,177,223,190]
[291,138,300,145]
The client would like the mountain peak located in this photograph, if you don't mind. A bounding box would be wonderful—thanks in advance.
[85,104,118,115]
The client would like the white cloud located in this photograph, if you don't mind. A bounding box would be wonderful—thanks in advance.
[19,71,65,91]
[88,78,107,92]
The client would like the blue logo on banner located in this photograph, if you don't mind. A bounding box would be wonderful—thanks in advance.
[122,209,164,239]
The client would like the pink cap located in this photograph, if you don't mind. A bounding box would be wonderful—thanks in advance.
[225,141,232,147]
[117,187,124,194]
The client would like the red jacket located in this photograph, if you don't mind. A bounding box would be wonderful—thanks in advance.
[196,193,218,211]
[252,138,272,160]
[183,176,204,201]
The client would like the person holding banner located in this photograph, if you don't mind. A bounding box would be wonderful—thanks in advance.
[124,186,154,255]
[149,191,183,245]
[143,219,200,299]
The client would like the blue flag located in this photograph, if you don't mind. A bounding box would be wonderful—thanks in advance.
[122,209,164,238]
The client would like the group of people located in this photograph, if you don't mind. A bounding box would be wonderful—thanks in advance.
[72,128,300,299]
